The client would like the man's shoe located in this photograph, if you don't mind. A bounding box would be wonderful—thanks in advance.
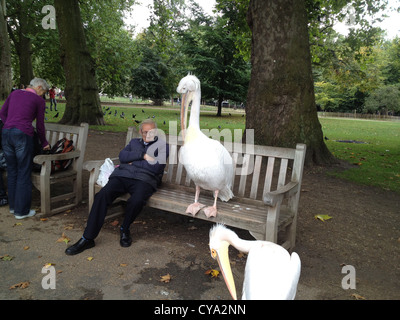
[120,231,132,248]
[65,238,95,255]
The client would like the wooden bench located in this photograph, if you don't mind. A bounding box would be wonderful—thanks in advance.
[32,122,89,216]
[84,127,306,251]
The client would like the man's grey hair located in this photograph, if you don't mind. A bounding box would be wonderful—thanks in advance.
[30,78,50,91]
[139,118,158,131]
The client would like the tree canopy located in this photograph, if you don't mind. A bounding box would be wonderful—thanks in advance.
[1,0,399,163]
[2,0,397,114]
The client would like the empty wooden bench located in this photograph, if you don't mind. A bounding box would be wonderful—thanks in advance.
[32,122,89,216]
[84,127,306,251]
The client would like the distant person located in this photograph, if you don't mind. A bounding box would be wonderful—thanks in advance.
[65,119,169,255]
[0,78,51,219]
[49,86,58,111]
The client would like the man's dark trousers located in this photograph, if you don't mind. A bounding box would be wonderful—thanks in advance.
[83,176,154,240]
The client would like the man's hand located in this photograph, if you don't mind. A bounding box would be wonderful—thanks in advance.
[43,144,51,151]
[143,154,155,162]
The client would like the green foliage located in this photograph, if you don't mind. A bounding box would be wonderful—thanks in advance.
[316,35,400,113]
[179,14,250,112]
[130,47,170,103]
[80,0,136,97]
[364,84,400,113]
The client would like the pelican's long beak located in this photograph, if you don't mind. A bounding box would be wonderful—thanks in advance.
[212,242,237,300]
[180,91,192,143]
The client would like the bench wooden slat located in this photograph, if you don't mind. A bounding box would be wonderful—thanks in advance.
[278,158,289,188]
[263,156,275,194]
[250,155,263,199]
[237,154,248,197]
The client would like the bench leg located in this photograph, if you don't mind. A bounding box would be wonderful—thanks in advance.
[264,203,281,243]
[40,180,51,216]
[286,216,298,252]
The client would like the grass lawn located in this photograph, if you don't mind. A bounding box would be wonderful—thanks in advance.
[1,99,399,193]
[320,118,400,193]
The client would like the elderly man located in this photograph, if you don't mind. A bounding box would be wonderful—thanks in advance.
[66,119,169,255]
[0,78,51,220]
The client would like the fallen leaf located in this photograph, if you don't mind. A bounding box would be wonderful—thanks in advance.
[23,246,30,251]
[64,224,74,230]
[56,232,70,244]
[315,214,333,222]
[87,257,94,261]
[351,293,366,300]
[40,218,48,222]
[1,255,14,261]
[160,274,172,283]
[205,269,220,278]
[9,281,30,290]
[44,263,56,268]
[13,223,22,227]
[120,263,128,267]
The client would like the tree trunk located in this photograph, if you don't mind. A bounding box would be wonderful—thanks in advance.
[15,2,34,86]
[0,1,12,100]
[246,0,336,165]
[18,33,34,86]
[54,0,104,125]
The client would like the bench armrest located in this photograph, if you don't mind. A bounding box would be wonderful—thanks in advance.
[83,157,119,172]
[263,181,299,206]
[33,150,81,164]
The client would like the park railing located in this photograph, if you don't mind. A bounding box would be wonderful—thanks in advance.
[318,111,400,121]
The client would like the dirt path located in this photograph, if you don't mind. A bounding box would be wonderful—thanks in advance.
[0,130,399,300]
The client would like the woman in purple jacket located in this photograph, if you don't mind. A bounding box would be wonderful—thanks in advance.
[0,78,51,220]
[66,119,169,255]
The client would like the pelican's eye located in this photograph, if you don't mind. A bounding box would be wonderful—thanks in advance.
[211,249,217,259]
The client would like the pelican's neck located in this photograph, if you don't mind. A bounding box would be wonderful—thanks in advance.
[226,230,256,254]
[188,89,201,129]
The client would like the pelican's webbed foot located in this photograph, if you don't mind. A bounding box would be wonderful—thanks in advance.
[186,202,205,216]
[203,206,218,218]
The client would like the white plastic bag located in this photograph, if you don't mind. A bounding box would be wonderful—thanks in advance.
[96,158,115,187]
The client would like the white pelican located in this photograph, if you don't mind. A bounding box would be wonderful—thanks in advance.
[177,75,234,218]
[209,224,301,300]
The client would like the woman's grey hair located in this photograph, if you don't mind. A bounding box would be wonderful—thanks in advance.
[30,78,50,91]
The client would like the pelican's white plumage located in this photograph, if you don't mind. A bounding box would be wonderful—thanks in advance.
[209,224,301,300]
[177,75,234,218]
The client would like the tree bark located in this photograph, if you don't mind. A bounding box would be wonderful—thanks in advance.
[7,1,35,86]
[0,1,12,100]
[246,0,336,165]
[54,0,104,125]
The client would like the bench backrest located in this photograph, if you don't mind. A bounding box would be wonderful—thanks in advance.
[34,122,89,167]
[126,127,306,202]
[42,123,88,150]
